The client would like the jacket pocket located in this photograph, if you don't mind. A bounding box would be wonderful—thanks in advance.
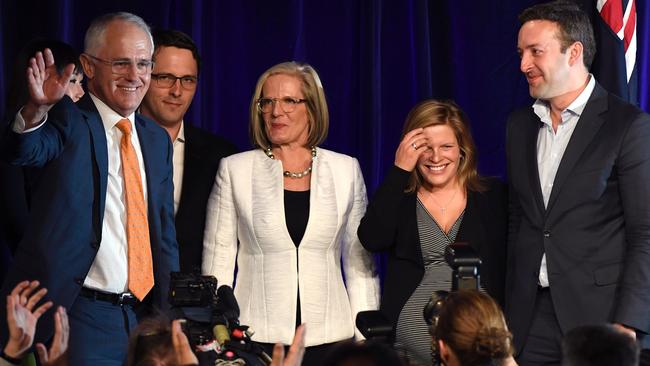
[593,262,621,286]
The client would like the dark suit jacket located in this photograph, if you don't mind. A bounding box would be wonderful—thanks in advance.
[506,83,650,351]
[0,94,179,343]
[357,166,507,328]
[175,124,237,272]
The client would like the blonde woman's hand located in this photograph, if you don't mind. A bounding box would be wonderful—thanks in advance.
[395,128,428,172]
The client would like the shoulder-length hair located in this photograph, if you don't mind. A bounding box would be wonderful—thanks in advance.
[249,61,329,148]
[402,99,484,193]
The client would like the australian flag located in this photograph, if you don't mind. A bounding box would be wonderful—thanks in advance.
[579,0,638,104]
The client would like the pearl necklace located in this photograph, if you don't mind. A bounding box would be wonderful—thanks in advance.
[265,146,317,179]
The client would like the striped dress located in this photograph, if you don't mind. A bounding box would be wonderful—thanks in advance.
[394,197,464,365]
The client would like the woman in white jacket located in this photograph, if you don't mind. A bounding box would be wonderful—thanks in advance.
[202,61,379,365]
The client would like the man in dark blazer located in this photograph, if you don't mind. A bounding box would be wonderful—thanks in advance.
[507,2,650,365]
[140,29,237,273]
[0,13,178,365]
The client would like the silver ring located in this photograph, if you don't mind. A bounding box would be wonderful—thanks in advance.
[412,143,418,150]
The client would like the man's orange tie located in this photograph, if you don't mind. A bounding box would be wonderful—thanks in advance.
[116,119,154,301]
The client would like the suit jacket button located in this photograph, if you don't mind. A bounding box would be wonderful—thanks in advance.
[74,277,83,285]
[543,230,551,238]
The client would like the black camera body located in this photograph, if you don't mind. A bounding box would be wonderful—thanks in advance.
[169,272,219,308]
[356,242,482,342]
[168,272,269,366]
[423,242,482,364]
[444,242,481,292]
[424,242,481,326]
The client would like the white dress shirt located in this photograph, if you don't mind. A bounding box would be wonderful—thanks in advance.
[172,122,185,215]
[534,75,595,287]
[13,93,148,294]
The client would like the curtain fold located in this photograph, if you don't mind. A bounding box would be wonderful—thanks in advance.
[1,0,648,192]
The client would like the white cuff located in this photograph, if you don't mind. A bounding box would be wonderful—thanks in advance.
[13,107,47,133]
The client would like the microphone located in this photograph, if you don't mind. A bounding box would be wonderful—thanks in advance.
[212,315,231,346]
[216,285,240,325]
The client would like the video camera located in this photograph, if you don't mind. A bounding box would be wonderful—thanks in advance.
[169,272,271,366]
[355,242,481,341]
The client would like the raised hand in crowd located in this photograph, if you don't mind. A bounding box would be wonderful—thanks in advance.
[3,280,53,360]
[271,324,306,366]
[35,306,69,366]
[171,319,199,366]
[21,48,75,127]
[3,280,68,366]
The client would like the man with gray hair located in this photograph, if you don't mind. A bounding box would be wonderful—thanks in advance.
[0,12,178,364]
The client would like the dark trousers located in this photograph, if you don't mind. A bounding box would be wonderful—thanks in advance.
[516,288,563,366]
[67,294,138,365]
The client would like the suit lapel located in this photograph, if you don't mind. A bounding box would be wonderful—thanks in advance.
[301,149,338,249]
[179,125,201,211]
[78,95,108,221]
[135,116,157,203]
[456,191,482,247]
[523,111,546,215]
[394,194,425,268]
[545,84,608,214]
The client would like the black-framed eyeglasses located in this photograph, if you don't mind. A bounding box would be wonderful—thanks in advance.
[151,73,198,89]
[85,54,154,75]
[256,97,306,113]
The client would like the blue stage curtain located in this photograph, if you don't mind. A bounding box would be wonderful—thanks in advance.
[1,1,649,284]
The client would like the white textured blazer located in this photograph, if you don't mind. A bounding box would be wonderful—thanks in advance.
[202,147,380,346]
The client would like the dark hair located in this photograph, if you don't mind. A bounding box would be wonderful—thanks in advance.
[5,39,81,115]
[518,0,596,69]
[151,28,201,72]
[562,324,639,366]
[322,340,404,366]
[434,290,513,366]
[125,315,175,366]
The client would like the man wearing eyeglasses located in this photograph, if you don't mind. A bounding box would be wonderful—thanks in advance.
[140,29,237,273]
[0,13,178,365]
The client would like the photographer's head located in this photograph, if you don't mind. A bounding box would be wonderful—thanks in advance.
[126,316,198,366]
[562,324,639,366]
[431,290,513,366]
[126,316,174,366]
[321,340,404,366]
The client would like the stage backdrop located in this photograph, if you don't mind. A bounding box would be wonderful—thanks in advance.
[4,0,648,191]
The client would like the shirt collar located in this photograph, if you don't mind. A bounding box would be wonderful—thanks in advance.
[532,74,596,124]
[89,93,136,131]
[176,121,186,144]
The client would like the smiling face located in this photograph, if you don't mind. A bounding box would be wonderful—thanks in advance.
[140,46,198,130]
[518,20,574,101]
[416,124,461,190]
[261,74,310,147]
[82,20,152,117]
